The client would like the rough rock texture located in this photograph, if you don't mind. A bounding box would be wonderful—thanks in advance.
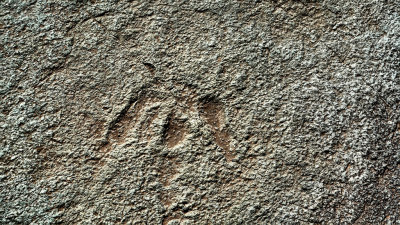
[1,0,399,224]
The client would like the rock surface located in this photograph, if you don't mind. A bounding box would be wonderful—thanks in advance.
[1,0,399,224]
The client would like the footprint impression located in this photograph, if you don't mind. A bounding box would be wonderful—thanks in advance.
[99,87,233,161]
[94,85,234,219]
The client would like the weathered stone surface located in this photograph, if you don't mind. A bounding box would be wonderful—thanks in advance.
[1,0,399,224]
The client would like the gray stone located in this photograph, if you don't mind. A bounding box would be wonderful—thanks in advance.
[0,0,399,224]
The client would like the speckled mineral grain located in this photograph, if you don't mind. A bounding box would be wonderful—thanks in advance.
[0,0,399,224]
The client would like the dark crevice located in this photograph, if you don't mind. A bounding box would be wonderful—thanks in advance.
[143,62,156,75]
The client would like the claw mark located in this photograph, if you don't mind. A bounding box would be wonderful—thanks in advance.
[100,94,163,152]
[100,96,138,152]
[108,97,137,133]
[164,114,186,148]
[200,100,233,161]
